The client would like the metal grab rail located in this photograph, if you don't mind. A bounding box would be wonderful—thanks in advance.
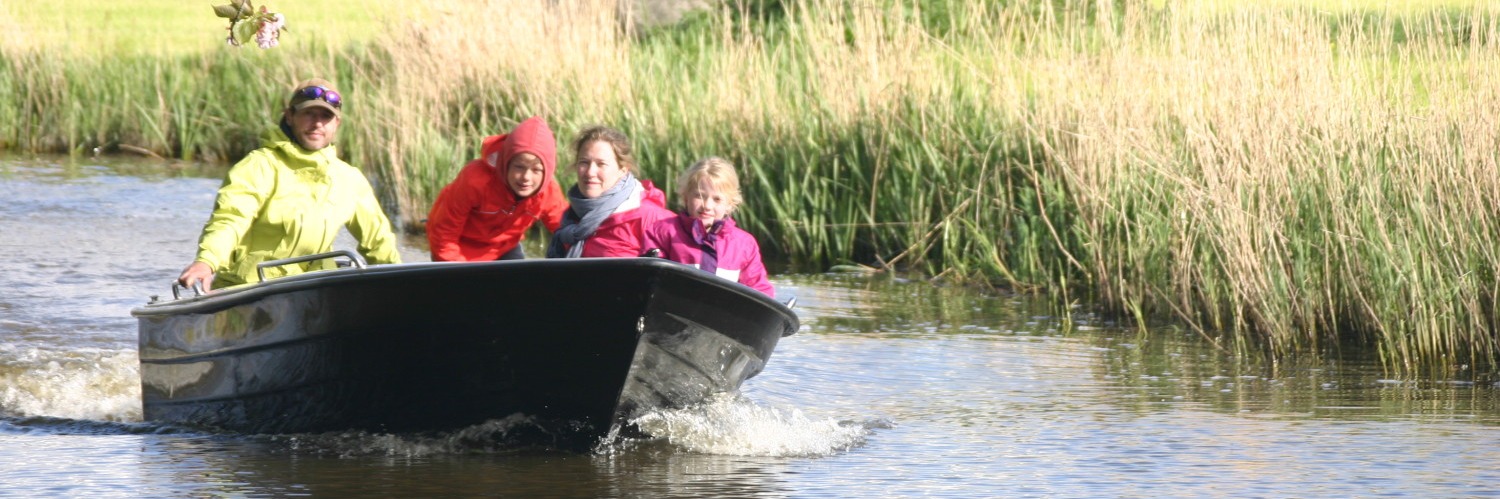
[256,249,367,282]
[170,280,207,300]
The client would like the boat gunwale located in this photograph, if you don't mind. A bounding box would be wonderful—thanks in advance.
[131,258,798,334]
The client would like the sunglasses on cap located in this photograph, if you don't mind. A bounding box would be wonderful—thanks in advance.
[295,86,342,108]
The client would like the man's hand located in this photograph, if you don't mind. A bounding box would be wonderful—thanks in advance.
[177,261,215,291]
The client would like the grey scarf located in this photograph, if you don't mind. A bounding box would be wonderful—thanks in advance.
[546,173,641,258]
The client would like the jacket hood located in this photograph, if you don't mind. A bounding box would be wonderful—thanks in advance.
[262,124,339,167]
[482,116,558,198]
[678,211,739,240]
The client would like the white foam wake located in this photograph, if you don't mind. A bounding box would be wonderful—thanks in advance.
[0,345,142,422]
[629,393,870,457]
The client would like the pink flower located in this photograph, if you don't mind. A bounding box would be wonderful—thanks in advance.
[254,13,285,49]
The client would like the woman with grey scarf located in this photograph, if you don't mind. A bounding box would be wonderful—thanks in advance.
[545,126,675,258]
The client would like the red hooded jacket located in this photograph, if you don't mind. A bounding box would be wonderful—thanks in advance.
[427,117,568,261]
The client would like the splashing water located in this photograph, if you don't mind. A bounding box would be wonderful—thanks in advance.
[629,393,871,457]
[266,414,603,457]
[0,345,141,422]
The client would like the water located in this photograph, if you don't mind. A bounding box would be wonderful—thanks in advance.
[1,154,1498,497]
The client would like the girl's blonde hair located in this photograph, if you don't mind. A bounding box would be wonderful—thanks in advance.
[676,156,743,214]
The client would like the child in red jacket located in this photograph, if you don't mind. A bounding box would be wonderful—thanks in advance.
[644,157,774,297]
[426,117,568,261]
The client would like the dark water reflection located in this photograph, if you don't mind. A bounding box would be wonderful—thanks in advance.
[2,153,1498,497]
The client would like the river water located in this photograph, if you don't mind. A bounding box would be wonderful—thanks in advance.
[1,154,1497,497]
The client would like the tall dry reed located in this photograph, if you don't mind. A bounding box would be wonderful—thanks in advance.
[1022,3,1500,371]
[6,0,1500,371]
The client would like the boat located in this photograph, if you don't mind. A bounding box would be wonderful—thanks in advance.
[132,251,799,439]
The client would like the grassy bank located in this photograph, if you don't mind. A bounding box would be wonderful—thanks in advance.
[4,0,1500,373]
[0,0,402,56]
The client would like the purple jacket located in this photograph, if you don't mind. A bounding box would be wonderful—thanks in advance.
[644,213,774,297]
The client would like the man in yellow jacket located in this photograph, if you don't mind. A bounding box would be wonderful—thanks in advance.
[177,78,402,290]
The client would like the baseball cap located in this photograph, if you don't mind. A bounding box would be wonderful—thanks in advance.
[288,78,342,117]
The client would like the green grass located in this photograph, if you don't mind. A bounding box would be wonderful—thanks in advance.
[0,0,408,56]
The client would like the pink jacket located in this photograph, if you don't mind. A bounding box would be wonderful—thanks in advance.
[576,180,676,258]
[644,213,774,297]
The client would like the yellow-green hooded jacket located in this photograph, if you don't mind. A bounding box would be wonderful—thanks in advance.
[194,126,402,289]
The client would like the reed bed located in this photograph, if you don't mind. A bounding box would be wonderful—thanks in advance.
[3,0,1499,372]
[1029,4,1500,373]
